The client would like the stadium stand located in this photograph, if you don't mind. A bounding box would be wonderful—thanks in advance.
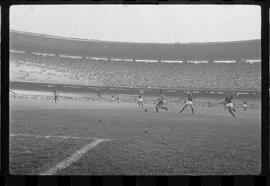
[10,31,261,91]
[10,52,260,91]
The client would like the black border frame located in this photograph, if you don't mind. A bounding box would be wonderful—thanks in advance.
[1,0,269,185]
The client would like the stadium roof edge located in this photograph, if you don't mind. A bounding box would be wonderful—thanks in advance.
[10,30,261,60]
[10,29,260,46]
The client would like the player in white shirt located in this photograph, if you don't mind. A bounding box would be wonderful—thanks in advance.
[137,95,144,108]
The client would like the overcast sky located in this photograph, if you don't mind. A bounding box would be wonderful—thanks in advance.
[10,5,260,43]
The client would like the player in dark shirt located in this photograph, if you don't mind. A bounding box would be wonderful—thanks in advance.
[155,95,168,112]
[53,90,58,103]
[224,93,236,117]
[179,92,195,114]
[116,95,120,103]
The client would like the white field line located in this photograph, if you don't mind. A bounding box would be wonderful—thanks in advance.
[39,138,111,175]
[10,133,96,141]
[10,133,112,175]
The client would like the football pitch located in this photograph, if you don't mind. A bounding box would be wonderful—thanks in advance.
[10,98,261,175]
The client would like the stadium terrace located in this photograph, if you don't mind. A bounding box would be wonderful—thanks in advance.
[10,30,261,92]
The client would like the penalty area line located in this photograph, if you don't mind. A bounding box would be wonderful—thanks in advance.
[39,138,111,175]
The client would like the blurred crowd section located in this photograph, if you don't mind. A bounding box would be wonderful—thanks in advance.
[10,53,261,91]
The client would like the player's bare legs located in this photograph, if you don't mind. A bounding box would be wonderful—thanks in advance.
[155,102,161,112]
[156,101,167,112]
[228,107,235,117]
[179,105,188,114]
[139,101,144,108]
[190,105,194,114]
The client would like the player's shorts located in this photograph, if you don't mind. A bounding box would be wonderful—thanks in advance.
[226,103,233,108]
[156,101,164,107]
[243,104,247,108]
[185,101,193,106]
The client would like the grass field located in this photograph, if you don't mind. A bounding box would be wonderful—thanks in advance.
[10,97,261,175]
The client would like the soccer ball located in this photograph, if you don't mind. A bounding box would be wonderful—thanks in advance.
[144,108,148,112]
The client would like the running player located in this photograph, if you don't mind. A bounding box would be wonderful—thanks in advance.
[53,90,58,103]
[224,93,236,117]
[112,95,115,103]
[137,95,144,108]
[116,95,120,103]
[155,95,168,112]
[179,92,195,114]
[242,100,248,111]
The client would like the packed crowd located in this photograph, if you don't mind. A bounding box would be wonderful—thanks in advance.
[10,53,261,91]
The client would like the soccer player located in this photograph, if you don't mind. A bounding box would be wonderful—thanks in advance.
[179,92,195,114]
[112,95,115,103]
[137,95,144,108]
[242,100,248,111]
[224,93,236,117]
[155,95,168,112]
[53,90,58,103]
[116,95,120,103]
